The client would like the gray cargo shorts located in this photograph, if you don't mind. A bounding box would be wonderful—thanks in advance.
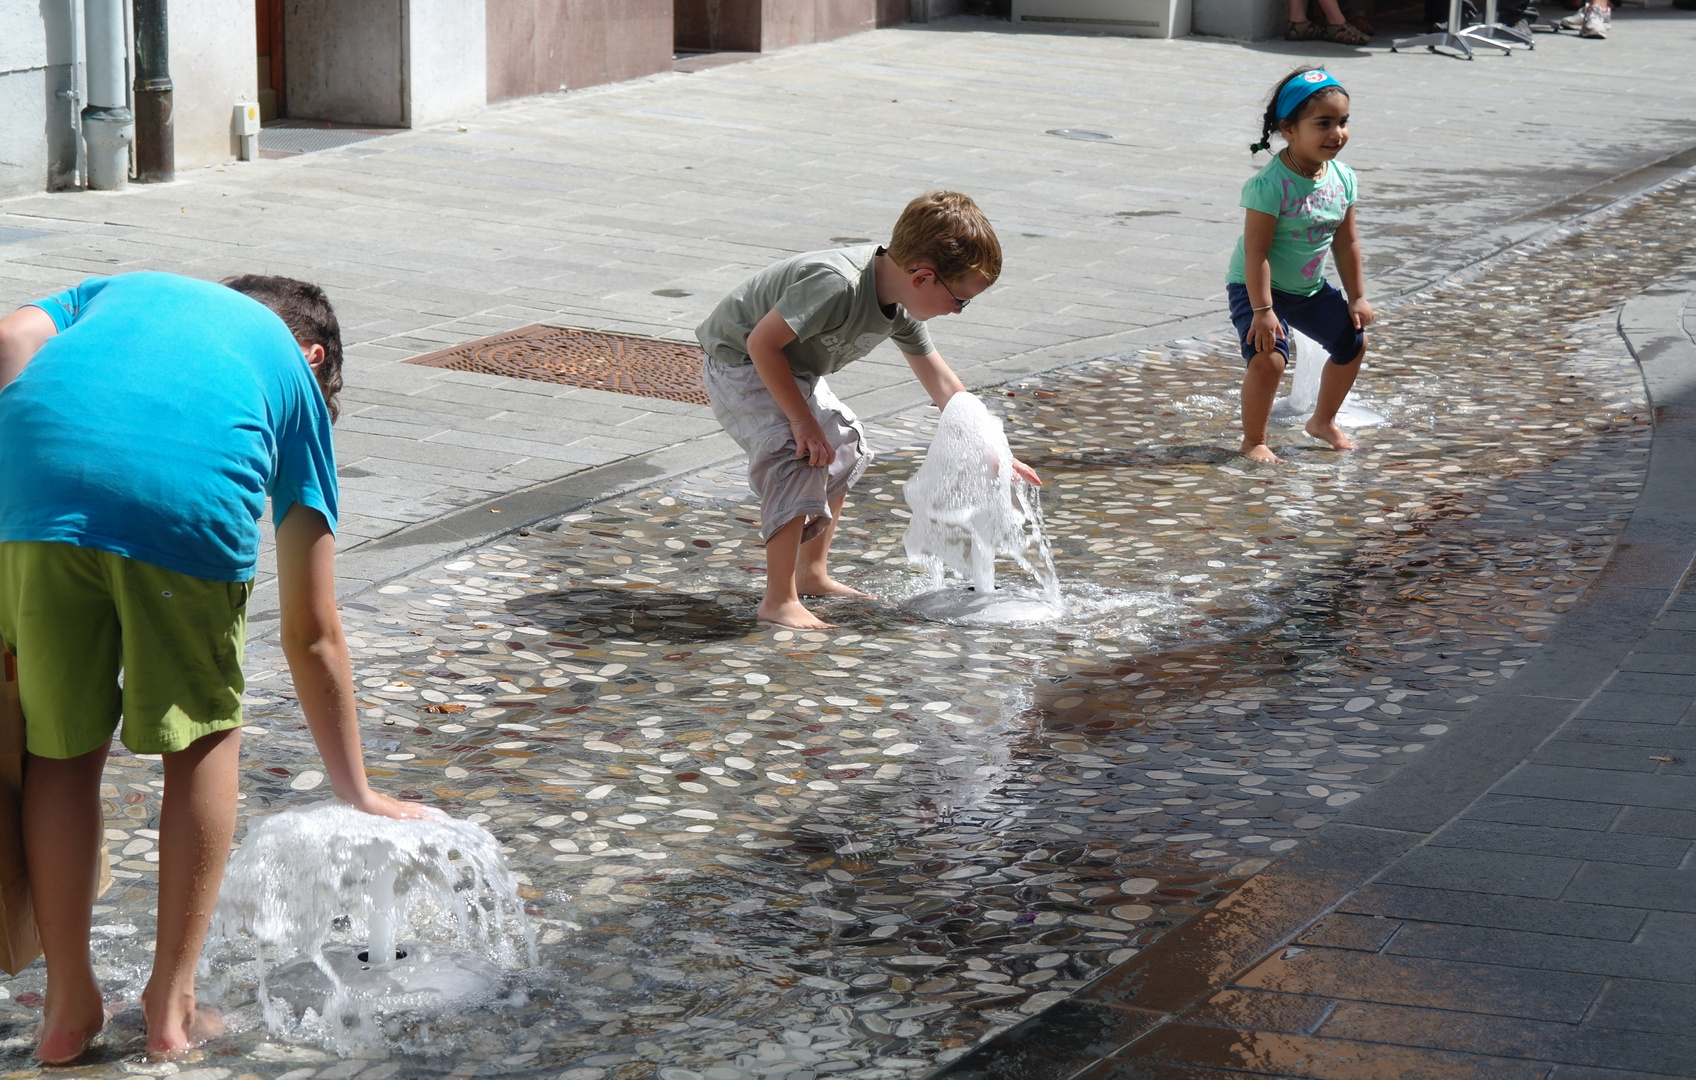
[702,358,872,543]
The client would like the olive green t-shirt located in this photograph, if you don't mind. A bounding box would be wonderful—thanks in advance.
[696,245,935,378]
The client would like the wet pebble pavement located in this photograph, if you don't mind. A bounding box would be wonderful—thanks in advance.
[2,180,1693,1079]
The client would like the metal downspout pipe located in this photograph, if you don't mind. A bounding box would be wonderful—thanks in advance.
[82,0,134,190]
[133,0,173,182]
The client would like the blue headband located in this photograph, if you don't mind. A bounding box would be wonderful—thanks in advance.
[1276,70,1345,120]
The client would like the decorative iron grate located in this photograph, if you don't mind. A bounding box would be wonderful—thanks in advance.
[408,325,709,405]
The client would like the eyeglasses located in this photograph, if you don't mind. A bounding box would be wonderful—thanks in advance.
[908,266,969,311]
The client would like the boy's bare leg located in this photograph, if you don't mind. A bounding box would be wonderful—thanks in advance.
[796,495,873,600]
[24,745,111,1064]
[1240,350,1286,464]
[1305,347,1364,451]
[141,727,240,1058]
[758,516,834,629]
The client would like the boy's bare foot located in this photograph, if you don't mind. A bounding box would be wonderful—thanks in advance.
[1241,441,1283,464]
[35,984,106,1065]
[1305,418,1358,451]
[142,994,225,1059]
[796,576,875,600]
[758,599,836,629]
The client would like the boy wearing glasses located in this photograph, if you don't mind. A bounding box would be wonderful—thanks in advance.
[698,190,1035,629]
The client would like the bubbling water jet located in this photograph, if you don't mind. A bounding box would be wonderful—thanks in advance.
[902,392,1063,624]
[209,802,536,1049]
[1271,328,1387,428]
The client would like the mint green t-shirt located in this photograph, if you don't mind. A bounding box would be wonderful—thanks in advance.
[1225,155,1357,297]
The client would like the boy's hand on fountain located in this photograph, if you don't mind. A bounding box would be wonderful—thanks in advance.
[1012,459,1042,486]
[789,415,836,467]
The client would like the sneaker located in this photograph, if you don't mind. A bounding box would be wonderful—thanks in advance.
[1555,3,1589,27]
[1323,19,1372,43]
[1580,6,1608,33]
[1286,18,1325,38]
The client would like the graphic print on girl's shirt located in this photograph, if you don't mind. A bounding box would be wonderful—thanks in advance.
[1225,154,1358,297]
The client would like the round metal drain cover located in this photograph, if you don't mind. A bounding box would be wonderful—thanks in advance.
[1046,129,1112,141]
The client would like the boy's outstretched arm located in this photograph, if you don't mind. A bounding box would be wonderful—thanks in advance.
[0,305,57,391]
[904,349,1042,486]
[748,309,835,467]
[274,504,432,819]
[1332,207,1374,330]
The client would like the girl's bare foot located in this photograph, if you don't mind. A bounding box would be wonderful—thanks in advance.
[1241,441,1283,464]
[35,983,106,1065]
[1305,418,1358,450]
[796,576,875,599]
[758,599,836,629]
[142,993,225,1059]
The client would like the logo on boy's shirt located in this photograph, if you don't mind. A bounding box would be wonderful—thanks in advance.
[818,331,886,363]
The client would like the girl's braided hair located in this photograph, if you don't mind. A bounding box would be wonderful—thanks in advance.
[1250,66,1350,155]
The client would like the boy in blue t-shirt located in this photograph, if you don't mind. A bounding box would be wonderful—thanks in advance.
[0,272,428,1063]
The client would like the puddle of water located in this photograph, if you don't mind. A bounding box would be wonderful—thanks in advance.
[5,182,1690,1077]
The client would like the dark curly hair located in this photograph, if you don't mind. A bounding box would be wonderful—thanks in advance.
[1250,66,1350,156]
[222,274,345,421]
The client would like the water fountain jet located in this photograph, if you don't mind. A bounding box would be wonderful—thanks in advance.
[1271,328,1387,428]
[902,392,1064,624]
[209,802,536,1049]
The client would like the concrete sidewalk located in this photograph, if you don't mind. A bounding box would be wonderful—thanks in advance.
[934,269,1696,1079]
[2,7,1695,623]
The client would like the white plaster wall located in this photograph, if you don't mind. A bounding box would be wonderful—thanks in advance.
[168,0,258,169]
[405,0,486,127]
[0,2,50,197]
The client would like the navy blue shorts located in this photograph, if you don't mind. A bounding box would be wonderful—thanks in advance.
[1227,281,1364,366]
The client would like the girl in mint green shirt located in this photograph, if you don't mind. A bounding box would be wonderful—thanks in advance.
[1226,68,1375,464]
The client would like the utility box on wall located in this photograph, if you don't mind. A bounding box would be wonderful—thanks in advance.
[1011,0,1192,37]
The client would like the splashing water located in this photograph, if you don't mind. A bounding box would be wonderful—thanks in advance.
[901,392,1064,623]
[1271,328,1388,427]
[209,802,536,1050]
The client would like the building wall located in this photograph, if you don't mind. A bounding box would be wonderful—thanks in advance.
[674,0,896,53]
[674,0,761,51]
[283,0,406,125]
[282,0,484,127]
[487,0,670,103]
[169,0,259,169]
[0,1,70,197]
[408,0,487,125]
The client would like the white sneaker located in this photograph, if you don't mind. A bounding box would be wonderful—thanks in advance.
[1555,4,1589,28]
[1580,5,1608,34]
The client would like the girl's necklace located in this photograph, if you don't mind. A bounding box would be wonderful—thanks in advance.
[1280,149,1325,180]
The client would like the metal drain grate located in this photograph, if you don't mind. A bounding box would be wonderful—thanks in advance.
[408,325,709,404]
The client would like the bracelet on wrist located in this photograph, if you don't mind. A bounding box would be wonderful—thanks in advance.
[1251,304,1274,312]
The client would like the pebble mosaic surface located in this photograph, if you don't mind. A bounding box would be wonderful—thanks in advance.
[2,181,1693,1078]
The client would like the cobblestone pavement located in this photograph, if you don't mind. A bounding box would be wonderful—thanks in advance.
[1,171,1689,1077]
[1,9,1694,605]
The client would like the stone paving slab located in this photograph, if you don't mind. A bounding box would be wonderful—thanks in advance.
[4,7,1696,619]
[929,264,1696,1078]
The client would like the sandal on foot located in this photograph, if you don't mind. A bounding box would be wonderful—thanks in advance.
[1323,19,1372,43]
[1286,18,1325,38]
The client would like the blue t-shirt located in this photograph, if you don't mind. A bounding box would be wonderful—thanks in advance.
[0,272,338,582]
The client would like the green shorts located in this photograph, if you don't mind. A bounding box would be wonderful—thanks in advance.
[0,542,250,759]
